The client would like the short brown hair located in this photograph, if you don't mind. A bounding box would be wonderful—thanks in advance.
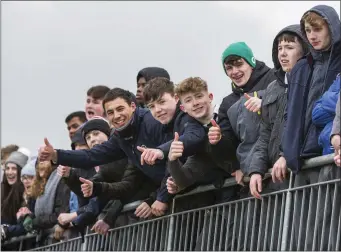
[1,144,19,159]
[87,85,110,100]
[143,77,175,104]
[302,11,327,28]
[175,77,208,98]
[224,55,243,66]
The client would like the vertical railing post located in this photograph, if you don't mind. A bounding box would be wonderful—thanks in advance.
[166,198,176,251]
[281,172,293,251]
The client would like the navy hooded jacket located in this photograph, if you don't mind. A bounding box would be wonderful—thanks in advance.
[55,107,205,203]
[283,5,341,173]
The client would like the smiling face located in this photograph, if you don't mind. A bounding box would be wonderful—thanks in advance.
[180,91,213,121]
[224,58,253,87]
[5,163,18,185]
[104,98,136,129]
[147,92,178,124]
[277,35,304,72]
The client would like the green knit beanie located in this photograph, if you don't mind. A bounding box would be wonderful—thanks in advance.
[221,42,256,68]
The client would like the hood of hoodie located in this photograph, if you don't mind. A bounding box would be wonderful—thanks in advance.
[300,5,341,56]
[272,24,310,70]
[231,60,272,95]
[136,67,170,82]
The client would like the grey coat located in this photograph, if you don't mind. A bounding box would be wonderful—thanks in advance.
[227,90,266,173]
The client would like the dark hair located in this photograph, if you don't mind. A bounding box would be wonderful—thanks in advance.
[277,32,309,56]
[65,111,87,124]
[87,85,110,100]
[143,77,175,104]
[1,144,19,160]
[102,88,137,109]
[224,55,243,66]
[1,164,24,223]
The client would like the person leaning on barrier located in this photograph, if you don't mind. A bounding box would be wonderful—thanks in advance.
[56,117,128,233]
[282,5,341,177]
[282,6,341,251]
[165,77,236,193]
[1,160,36,244]
[247,24,309,199]
[38,88,179,218]
[331,93,340,166]
[209,41,277,183]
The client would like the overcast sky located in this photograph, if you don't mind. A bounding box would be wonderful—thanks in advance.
[2,1,340,155]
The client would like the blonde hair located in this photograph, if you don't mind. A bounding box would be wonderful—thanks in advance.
[30,161,54,199]
[175,77,208,98]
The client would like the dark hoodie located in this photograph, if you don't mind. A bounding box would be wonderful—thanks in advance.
[248,24,309,177]
[283,5,341,173]
[136,67,170,107]
[213,60,276,169]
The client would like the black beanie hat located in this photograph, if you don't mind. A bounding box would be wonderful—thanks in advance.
[71,127,87,150]
[81,117,111,142]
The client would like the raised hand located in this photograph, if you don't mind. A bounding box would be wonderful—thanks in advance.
[244,93,262,113]
[137,146,164,166]
[79,177,93,197]
[168,132,184,161]
[38,138,56,162]
[57,165,71,178]
[208,119,222,145]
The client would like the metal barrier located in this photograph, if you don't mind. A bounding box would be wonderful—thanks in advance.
[5,154,340,251]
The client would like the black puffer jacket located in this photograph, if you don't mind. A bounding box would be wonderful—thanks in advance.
[213,60,276,169]
[247,24,310,176]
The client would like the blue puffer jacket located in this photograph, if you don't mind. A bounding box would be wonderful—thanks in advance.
[283,5,341,173]
[312,75,340,155]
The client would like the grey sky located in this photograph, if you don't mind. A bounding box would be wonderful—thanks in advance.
[2,1,340,155]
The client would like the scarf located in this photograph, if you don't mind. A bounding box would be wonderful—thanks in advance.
[34,170,61,218]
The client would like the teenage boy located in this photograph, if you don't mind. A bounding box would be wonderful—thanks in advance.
[39,88,203,217]
[283,5,341,177]
[248,24,309,199]
[85,85,110,120]
[208,42,276,178]
[136,67,170,107]
[282,5,341,250]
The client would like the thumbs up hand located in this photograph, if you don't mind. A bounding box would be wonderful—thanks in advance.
[79,177,93,197]
[38,137,57,162]
[57,165,71,178]
[208,119,222,145]
[168,132,184,161]
[244,93,262,113]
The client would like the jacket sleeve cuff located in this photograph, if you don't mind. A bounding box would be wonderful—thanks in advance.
[144,198,154,206]
[92,182,102,197]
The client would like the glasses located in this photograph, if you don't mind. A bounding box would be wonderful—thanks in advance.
[21,176,34,182]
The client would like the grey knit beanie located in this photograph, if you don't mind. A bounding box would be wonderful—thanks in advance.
[21,159,36,177]
[5,151,29,169]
